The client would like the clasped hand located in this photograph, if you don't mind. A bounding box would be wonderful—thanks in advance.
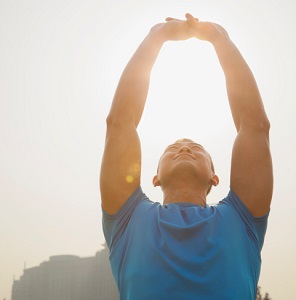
[151,13,228,44]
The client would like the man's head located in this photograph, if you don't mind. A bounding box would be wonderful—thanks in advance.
[153,138,219,195]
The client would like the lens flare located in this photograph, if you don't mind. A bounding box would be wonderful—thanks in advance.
[125,175,134,183]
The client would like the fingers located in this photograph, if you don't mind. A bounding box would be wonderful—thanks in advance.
[165,14,199,24]
[185,13,198,20]
[165,17,181,22]
[185,13,199,26]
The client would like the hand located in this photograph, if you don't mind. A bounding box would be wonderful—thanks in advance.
[150,15,197,42]
[185,13,228,44]
[151,13,228,44]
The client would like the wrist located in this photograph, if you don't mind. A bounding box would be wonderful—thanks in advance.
[149,23,170,44]
[210,32,231,48]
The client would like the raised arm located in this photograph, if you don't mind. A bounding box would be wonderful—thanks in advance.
[186,14,273,216]
[100,19,197,214]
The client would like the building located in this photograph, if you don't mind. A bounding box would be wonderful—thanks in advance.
[11,245,118,300]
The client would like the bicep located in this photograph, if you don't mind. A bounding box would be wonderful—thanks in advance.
[230,126,273,217]
[100,123,141,214]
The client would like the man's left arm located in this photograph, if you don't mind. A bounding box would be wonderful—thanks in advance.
[210,27,273,217]
[186,13,273,216]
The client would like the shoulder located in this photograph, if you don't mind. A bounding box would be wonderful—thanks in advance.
[102,186,150,219]
[102,186,155,249]
[218,189,269,250]
[220,190,269,219]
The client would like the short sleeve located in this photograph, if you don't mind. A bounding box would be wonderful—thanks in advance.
[222,190,269,251]
[102,186,147,250]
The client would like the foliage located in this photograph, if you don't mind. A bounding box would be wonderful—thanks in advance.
[256,286,272,300]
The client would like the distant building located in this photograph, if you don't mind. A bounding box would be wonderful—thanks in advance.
[11,245,118,300]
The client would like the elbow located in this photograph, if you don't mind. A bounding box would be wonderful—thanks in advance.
[105,113,137,130]
[105,114,122,130]
[257,115,270,133]
[241,114,271,134]
[261,115,271,133]
[260,118,271,140]
[105,114,115,128]
[264,117,271,132]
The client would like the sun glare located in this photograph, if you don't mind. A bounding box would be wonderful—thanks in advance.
[146,38,230,144]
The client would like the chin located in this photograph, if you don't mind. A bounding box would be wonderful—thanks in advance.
[167,165,204,182]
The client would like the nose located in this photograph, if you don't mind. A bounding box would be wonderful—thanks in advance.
[178,145,192,154]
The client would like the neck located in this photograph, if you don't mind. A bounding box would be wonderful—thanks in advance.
[162,184,207,207]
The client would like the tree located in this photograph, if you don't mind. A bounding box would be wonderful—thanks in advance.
[256,286,272,300]
[256,286,263,300]
[263,293,272,300]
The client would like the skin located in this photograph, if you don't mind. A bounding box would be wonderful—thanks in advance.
[153,141,219,206]
[100,13,273,217]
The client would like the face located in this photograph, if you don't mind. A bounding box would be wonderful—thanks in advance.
[155,141,215,189]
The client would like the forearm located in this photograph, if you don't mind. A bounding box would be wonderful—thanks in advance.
[212,35,270,132]
[107,29,164,128]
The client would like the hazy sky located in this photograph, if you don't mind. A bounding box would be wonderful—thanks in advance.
[1,0,296,299]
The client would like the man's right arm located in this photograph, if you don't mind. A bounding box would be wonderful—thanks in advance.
[100,18,196,214]
[100,31,164,215]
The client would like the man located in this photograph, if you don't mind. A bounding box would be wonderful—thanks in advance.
[100,13,273,300]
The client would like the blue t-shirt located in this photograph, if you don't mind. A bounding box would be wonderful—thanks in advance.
[102,187,268,300]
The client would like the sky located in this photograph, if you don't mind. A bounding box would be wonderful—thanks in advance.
[0,0,296,298]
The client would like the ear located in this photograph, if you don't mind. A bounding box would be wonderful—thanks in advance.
[210,174,219,186]
[153,175,161,187]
